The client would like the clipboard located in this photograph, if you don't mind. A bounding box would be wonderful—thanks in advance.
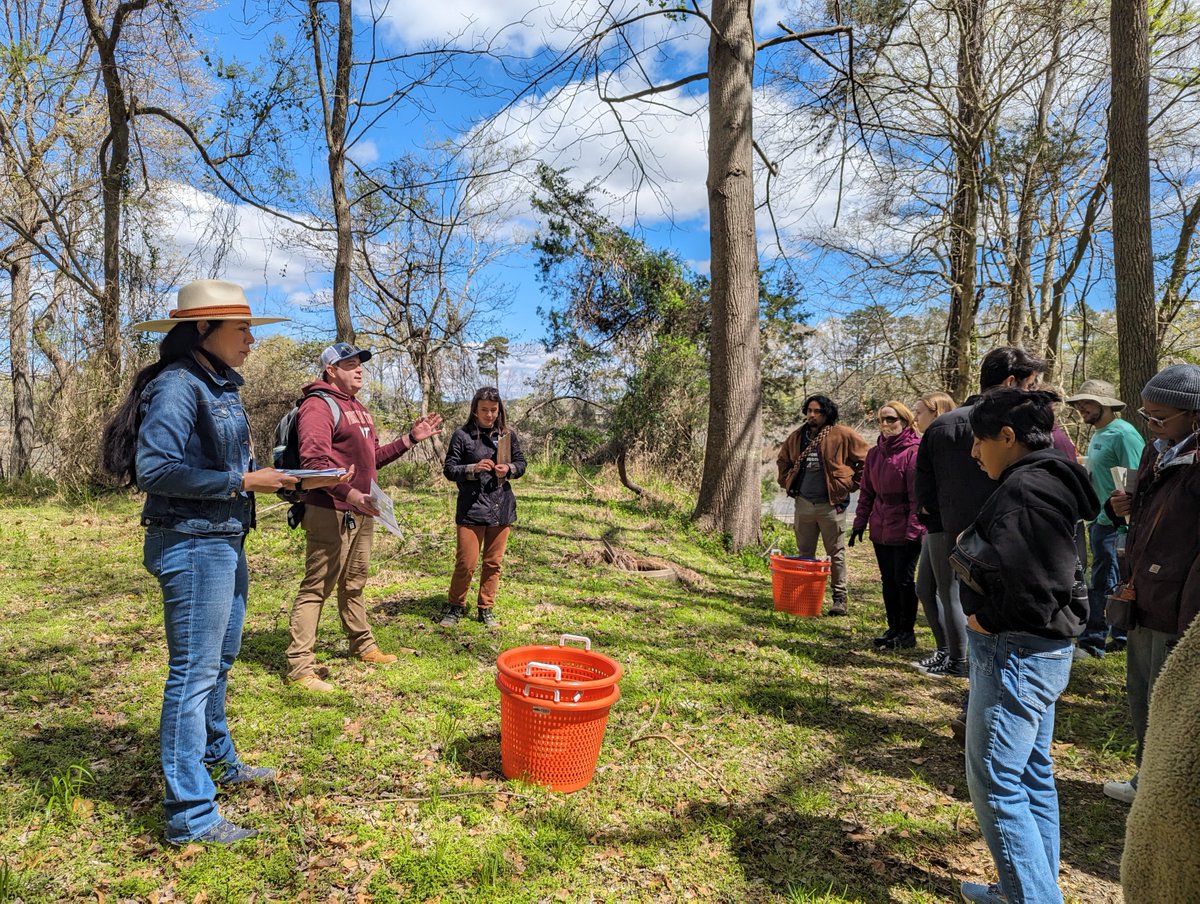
[495,431,511,483]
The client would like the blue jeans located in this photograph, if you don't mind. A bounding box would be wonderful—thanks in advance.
[1080,521,1127,653]
[144,529,248,842]
[966,628,1073,904]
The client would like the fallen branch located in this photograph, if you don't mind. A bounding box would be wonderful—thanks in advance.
[628,733,731,796]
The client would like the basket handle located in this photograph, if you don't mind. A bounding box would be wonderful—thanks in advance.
[559,633,592,651]
[525,660,562,681]
[768,547,781,556]
[524,683,561,703]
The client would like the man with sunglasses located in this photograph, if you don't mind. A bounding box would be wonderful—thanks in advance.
[1101,363,1200,805]
[285,342,443,692]
[1066,379,1145,660]
[777,394,869,615]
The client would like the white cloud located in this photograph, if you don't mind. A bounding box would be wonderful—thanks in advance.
[472,77,877,258]
[499,344,549,395]
[152,183,335,323]
[348,137,380,166]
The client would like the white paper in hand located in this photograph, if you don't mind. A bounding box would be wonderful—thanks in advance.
[370,480,403,537]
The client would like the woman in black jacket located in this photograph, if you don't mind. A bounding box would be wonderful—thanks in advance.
[438,387,526,629]
[955,389,1099,904]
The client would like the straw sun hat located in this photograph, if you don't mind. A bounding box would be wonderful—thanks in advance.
[131,279,288,332]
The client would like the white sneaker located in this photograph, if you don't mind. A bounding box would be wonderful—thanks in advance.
[1103,779,1136,804]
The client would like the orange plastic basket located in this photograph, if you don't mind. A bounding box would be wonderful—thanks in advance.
[770,555,831,617]
[496,634,622,792]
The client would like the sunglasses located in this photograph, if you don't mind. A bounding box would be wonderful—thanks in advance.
[878,415,901,425]
[1137,407,1189,428]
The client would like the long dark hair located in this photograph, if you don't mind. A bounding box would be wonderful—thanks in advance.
[101,321,228,486]
[465,386,508,439]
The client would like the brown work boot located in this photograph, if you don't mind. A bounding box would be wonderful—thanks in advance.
[290,674,336,692]
[358,649,398,665]
[826,595,848,616]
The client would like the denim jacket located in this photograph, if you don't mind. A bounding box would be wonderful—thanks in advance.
[136,357,255,536]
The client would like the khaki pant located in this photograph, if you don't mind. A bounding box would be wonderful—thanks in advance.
[286,505,378,681]
[448,524,511,609]
[792,497,848,599]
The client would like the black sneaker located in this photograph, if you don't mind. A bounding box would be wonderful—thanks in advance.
[437,604,467,627]
[1106,638,1127,653]
[911,649,947,671]
[476,608,499,630]
[872,628,900,648]
[923,656,968,679]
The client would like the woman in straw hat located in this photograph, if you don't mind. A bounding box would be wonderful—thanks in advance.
[102,280,348,845]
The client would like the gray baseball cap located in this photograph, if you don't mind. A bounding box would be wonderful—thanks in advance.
[319,342,372,371]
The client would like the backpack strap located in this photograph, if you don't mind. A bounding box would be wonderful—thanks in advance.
[302,389,341,430]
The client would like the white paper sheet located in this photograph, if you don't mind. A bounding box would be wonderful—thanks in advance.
[370,480,403,537]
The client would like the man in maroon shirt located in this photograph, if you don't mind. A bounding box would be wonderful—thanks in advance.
[286,342,443,692]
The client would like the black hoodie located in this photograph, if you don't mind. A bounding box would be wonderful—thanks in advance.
[958,448,1101,638]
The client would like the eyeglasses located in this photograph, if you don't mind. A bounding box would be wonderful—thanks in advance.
[336,360,364,371]
[878,415,900,425]
[1137,407,1188,428]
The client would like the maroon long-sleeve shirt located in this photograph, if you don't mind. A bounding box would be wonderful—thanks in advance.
[296,380,414,511]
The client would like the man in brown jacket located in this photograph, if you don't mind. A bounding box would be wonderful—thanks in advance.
[777,394,869,614]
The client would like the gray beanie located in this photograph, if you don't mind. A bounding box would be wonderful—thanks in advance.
[1141,363,1200,410]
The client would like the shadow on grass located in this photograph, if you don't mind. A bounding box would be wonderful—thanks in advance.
[7,719,161,812]
[448,730,504,778]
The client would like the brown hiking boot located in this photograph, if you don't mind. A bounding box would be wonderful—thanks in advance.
[358,649,398,665]
[290,674,336,692]
[826,595,848,616]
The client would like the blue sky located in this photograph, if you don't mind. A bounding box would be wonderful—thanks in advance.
[167,0,851,372]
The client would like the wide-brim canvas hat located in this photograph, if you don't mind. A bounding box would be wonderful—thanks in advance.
[130,279,288,332]
[1065,378,1124,409]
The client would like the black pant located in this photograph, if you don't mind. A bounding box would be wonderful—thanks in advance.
[873,540,922,634]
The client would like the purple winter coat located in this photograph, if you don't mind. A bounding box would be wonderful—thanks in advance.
[852,426,925,545]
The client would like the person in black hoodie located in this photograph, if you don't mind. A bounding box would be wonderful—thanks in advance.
[954,389,1100,904]
[438,386,526,629]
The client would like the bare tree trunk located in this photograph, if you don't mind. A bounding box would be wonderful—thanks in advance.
[309,0,356,343]
[943,0,986,402]
[1110,0,1158,425]
[1007,3,1061,346]
[1042,227,1063,380]
[6,243,36,477]
[82,0,146,381]
[693,0,762,549]
[1157,191,1200,340]
[33,282,70,387]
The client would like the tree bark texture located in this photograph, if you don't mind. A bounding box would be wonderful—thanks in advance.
[693,0,763,549]
[82,0,146,382]
[6,245,36,477]
[310,0,356,343]
[1006,4,1061,347]
[943,0,986,402]
[1110,0,1158,422]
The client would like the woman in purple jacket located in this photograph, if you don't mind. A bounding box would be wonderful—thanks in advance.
[850,401,926,649]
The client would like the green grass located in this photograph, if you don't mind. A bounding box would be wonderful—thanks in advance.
[0,465,1130,902]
